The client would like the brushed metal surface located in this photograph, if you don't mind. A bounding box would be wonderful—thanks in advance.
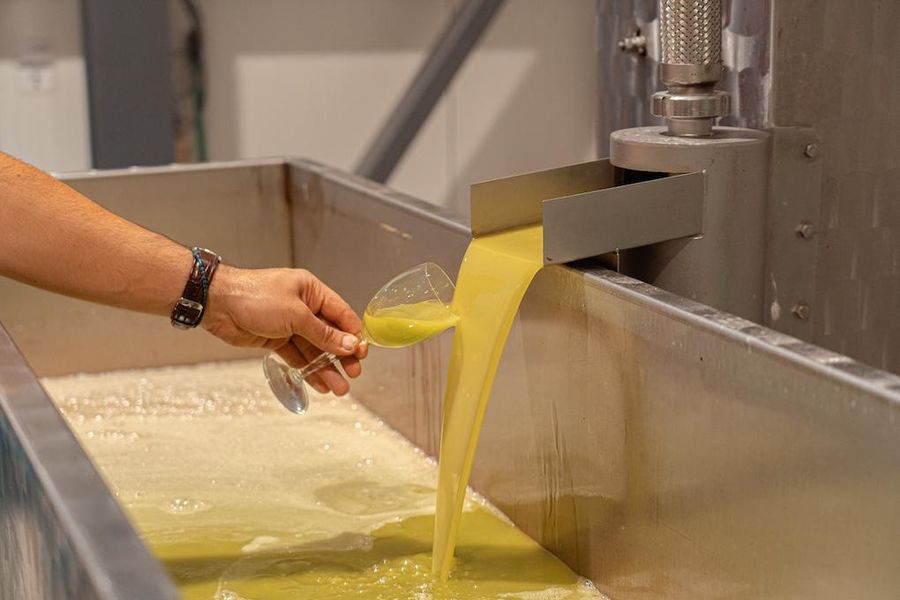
[0,159,292,376]
[290,162,900,599]
[611,126,770,322]
[0,324,179,599]
[1,159,898,598]
[543,171,704,264]
[597,0,662,155]
[771,0,900,373]
[597,0,771,153]
[599,0,900,374]
[289,158,470,312]
[486,266,900,599]
[764,127,823,340]
[469,158,704,265]
[469,159,614,237]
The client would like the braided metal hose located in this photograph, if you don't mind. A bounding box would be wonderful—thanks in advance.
[652,0,730,136]
[660,0,721,66]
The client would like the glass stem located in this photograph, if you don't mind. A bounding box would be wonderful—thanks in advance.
[295,352,339,381]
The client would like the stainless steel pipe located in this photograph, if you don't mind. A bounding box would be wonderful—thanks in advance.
[651,0,730,136]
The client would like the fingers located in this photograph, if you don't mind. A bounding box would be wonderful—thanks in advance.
[290,302,359,357]
[275,343,329,393]
[340,355,361,379]
[320,369,350,396]
[272,271,368,396]
[305,275,363,338]
[292,336,356,396]
[275,343,305,368]
[340,340,368,378]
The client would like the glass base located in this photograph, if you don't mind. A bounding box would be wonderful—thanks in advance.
[263,353,310,415]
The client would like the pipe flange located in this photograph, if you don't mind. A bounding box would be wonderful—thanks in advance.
[651,90,731,119]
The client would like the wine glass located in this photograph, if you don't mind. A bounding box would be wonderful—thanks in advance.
[263,262,457,414]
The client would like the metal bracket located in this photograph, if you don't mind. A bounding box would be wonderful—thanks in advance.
[470,159,705,265]
[764,127,823,338]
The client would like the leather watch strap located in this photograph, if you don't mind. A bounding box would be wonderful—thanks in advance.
[171,247,221,329]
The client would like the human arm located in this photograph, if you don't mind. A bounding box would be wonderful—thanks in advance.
[0,151,365,394]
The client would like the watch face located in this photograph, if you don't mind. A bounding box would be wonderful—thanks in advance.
[172,298,204,329]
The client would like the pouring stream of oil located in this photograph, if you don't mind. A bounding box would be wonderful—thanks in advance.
[431,225,545,579]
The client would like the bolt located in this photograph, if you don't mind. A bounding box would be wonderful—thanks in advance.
[617,32,647,56]
[791,303,810,320]
[803,143,819,159]
[795,221,815,239]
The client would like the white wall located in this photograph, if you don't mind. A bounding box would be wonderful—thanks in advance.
[198,0,598,215]
[0,0,91,172]
[0,0,597,206]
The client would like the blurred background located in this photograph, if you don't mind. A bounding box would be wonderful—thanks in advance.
[0,0,597,217]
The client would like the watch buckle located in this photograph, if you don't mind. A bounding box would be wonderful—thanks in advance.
[172,298,204,330]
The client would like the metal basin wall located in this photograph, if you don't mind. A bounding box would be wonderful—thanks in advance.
[0,325,179,599]
[1,159,899,599]
[290,159,900,600]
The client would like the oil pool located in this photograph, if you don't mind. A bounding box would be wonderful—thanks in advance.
[44,360,601,599]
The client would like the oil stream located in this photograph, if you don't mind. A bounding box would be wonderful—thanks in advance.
[432,225,544,579]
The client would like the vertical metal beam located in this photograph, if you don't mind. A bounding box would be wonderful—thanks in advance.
[355,0,505,183]
[81,0,174,168]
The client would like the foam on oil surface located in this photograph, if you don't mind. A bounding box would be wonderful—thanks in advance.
[43,360,602,599]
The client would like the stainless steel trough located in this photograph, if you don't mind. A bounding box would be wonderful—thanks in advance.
[1,159,899,599]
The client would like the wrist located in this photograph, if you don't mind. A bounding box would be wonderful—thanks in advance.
[201,263,241,333]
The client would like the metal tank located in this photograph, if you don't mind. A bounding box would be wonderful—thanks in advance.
[1,158,899,600]
[2,0,900,598]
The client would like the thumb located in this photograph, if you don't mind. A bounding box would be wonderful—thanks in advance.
[291,302,358,356]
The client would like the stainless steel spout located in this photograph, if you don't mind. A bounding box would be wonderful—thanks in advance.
[468,159,706,266]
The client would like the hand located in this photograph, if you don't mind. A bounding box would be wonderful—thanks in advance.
[203,265,368,395]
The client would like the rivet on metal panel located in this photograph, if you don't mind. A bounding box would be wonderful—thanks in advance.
[795,222,815,239]
[791,302,811,320]
[803,143,820,159]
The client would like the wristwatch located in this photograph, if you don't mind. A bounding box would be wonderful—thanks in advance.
[170,247,221,330]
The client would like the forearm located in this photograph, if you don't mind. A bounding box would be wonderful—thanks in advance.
[0,152,190,316]
[0,152,367,393]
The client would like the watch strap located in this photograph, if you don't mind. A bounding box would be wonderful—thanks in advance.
[171,247,221,329]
